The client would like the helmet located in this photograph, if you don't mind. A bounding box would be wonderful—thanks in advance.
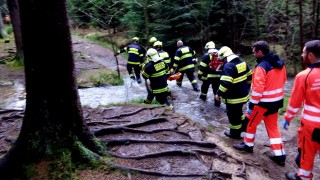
[205,41,215,49]
[218,46,233,59]
[132,37,139,42]
[149,37,157,43]
[153,41,163,48]
[146,48,160,61]
[208,48,218,54]
[218,46,238,61]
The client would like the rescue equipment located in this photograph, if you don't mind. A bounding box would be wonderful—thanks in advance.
[167,72,181,81]
[209,49,224,71]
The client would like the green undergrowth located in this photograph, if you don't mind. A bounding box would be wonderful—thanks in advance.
[23,141,113,179]
[77,69,124,87]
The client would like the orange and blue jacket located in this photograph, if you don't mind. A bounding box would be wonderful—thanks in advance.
[217,57,252,104]
[284,63,320,128]
[249,53,287,110]
[172,46,196,72]
[118,42,145,65]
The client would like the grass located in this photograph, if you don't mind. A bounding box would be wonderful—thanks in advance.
[77,69,124,88]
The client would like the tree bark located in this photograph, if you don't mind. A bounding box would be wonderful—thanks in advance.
[0,0,103,178]
[0,13,7,39]
[7,0,24,62]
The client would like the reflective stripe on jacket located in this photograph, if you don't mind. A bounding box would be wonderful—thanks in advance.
[119,43,145,65]
[284,63,320,128]
[142,60,169,94]
[217,57,252,104]
[173,46,195,71]
[249,53,287,109]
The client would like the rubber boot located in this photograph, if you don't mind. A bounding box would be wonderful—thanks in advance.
[192,83,200,92]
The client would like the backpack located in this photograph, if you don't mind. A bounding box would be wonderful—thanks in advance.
[209,52,224,71]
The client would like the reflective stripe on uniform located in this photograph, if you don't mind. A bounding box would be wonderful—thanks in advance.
[179,64,195,71]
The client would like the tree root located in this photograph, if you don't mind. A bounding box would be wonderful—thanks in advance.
[108,161,207,177]
[104,139,216,148]
[94,117,170,135]
[235,162,247,179]
[103,106,164,119]
[107,149,220,159]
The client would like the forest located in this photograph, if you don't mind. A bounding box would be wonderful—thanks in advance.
[1,0,320,74]
[0,0,320,179]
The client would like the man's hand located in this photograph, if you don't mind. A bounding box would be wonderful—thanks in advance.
[282,120,290,130]
[214,95,220,102]
[170,68,175,74]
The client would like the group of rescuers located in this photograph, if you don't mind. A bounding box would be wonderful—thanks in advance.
[115,37,320,180]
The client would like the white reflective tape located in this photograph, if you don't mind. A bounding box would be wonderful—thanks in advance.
[304,104,320,113]
[299,168,312,176]
[285,112,295,119]
[262,88,284,95]
[287,105,300,113]
[251,91,262,97]
[273,149,285,156]
[302,113,320,123]
[249,98,259,104]
[245,133,255,139]
[244,142,254,147]
[270,138,283,144]
[260,95,284,102]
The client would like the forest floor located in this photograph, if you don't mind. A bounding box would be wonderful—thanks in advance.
[0,29,319,180]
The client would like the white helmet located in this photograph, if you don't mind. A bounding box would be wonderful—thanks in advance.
[205,41,215,49]
[218,46,238,61]
[146,48,160,61]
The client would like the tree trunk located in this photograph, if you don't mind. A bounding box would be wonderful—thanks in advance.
[0,0,103,178]
[0,13,7,39]
[7,0,24,62]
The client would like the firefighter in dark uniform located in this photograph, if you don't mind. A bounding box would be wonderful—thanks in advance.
[171,40,199,92]
[115,37,145,83]
[215,46,252,139]
[154,41,172,71]
[198,41,222,106]
[142,48,173,109]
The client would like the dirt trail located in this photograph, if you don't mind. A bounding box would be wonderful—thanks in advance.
[0,37,319,179]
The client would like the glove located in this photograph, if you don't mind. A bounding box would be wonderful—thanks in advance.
[246,108,252,115]
[192,58,198,64]
[282,120,290,130]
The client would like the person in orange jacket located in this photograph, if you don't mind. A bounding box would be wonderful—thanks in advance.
[233,41,287,167]
[283,40,320,180]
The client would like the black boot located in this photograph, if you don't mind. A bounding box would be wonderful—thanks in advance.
[269,154,286,166]
[192,83,200,92]
[199,94,206,101]
[233,142,253,153]
[137,78,142,84]
[285,172,301,180]
[214,99,221,107]
[224,131,242,139]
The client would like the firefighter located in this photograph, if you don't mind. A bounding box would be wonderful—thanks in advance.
[149,36,157,47]
[142,48,173,109]
[233,41,287,167]
[115,37,145,83]
[153,41,171,70]
[283,40,320,180]
[215,46,252,139]
[171,40,199,92]
[198,41,222,106]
